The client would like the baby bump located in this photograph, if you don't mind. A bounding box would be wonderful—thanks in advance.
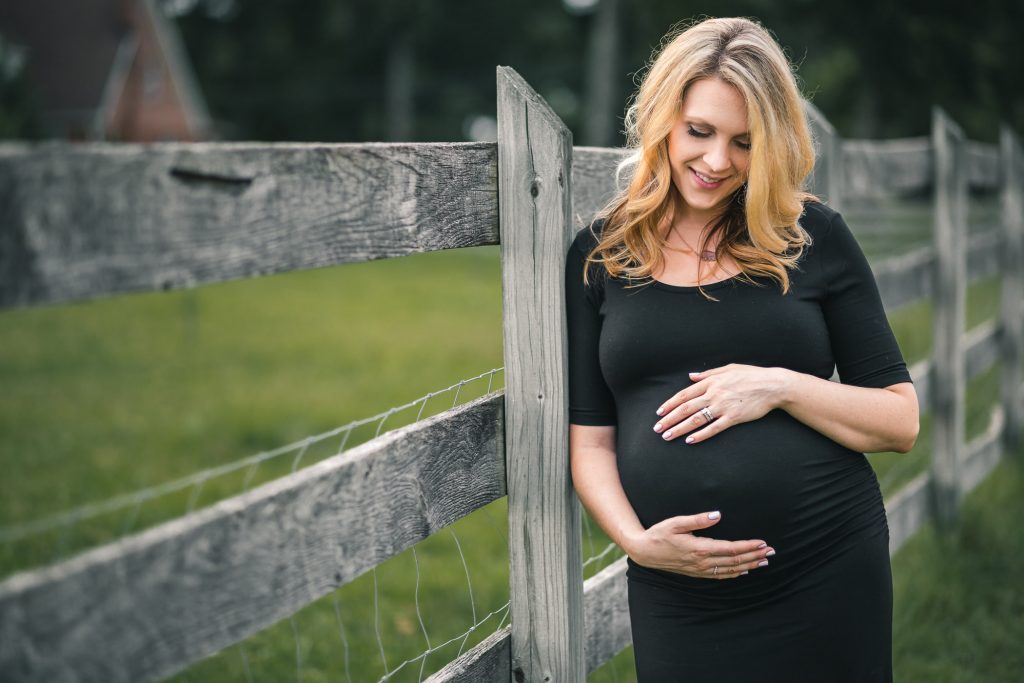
[616,409,869,544]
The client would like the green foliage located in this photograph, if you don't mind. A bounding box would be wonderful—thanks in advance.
[164,0,1023,144]
[0,243,1017,680]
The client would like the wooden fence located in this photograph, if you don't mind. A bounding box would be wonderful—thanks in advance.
[0,66,1021,682]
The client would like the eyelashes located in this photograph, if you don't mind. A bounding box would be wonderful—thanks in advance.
[687,126,751,151]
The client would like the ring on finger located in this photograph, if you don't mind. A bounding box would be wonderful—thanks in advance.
[700,406,716,423]
[713,565,719,576]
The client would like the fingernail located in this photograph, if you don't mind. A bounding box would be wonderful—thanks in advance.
[757,542,767,549]
[708,510,721,520]
[685,436,694,444]
[757,560,769,567]
[653,422,662,432]
[689,371,700,376]
[741,571,749,575]
[766,549,776,557]
[656,407,664,416]
[663,430,673,439]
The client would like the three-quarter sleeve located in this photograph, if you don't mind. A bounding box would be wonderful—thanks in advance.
[565,224,618,425]
[818,211,913,388]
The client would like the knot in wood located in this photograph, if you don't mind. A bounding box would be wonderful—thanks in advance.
[529,177,542,198]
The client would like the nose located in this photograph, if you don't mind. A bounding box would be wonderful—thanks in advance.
[703,142,732,173]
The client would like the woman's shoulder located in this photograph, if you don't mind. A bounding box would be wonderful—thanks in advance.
[571,216,609,254]
[798,198,840,239]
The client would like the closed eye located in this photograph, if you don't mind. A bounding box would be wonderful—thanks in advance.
[688,126,751,151]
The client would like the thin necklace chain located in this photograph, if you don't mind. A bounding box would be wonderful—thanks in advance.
[669,223,718,262]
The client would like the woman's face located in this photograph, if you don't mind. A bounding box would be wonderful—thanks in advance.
[666,77,752,224]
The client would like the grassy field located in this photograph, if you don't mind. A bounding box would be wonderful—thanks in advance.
[0,235,1017,681]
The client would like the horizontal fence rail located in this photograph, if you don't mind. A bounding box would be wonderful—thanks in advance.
[0,142,501,307]
[426,323,1023,679]
[0,76,1022,682]
[7,139,1007,310]
[0,393,505,683]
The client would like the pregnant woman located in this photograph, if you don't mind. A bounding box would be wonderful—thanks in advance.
[564,17,920,682]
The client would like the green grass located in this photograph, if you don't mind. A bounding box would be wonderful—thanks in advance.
[0,242,1017,682]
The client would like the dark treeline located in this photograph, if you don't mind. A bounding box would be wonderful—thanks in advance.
[169,0,1022,145]
[6,0,1024,144]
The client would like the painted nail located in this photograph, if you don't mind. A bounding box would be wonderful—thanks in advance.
[757,542,767,549]
[663,430,673,439]
[757,560,769,567]
[766,549,776,557]
[741,571,749,575]
[656,407,664,416]
[708,510,721,520]
[685,436,694,444]
[653,422,662,432]
[689,371,700,376]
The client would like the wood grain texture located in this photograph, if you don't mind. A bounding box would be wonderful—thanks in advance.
[0,141,498,308]
[0,392,505,683]
[909,359,932,416]
[424,625,510,683]
[966,141,1000,191]
[960,407,1005,494]
[842,137,931,200]
[582,557,630,674]
[497,65,585,683]
[965,320,1001,382]
[572,146,628,228]
[886,472,932,555]
[929,107,968,528]
[1000,125,1024,452]
[873,245,935,310]
[967,230,1002,283]
[887,407,1002,555]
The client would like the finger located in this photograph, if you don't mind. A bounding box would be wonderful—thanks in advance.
[710,546,775,569]
[706,562,752,580]
[683,415,732,444]
[654,398,711,436]
[688,364,732,380]
[695,538,769,557]
[655,387,698,418]
[704,548,774,577]
[659,404,716,439]
[708,564,746,579]
[664,510,723,533]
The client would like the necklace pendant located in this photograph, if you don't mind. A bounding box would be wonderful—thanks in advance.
[700,250,717,262]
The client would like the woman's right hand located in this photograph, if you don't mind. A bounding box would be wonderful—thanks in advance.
[624,511,775,580]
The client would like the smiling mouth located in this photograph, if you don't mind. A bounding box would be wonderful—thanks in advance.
[691,168,727,186]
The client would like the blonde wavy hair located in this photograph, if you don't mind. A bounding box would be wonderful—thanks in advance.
[583,16,820,300]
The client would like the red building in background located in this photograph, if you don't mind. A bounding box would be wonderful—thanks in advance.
[0,0,211,141]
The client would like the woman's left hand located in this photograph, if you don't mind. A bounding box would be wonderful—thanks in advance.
[653,363,790,444]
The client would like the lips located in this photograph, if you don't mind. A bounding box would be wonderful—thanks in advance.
[690,167,726,188]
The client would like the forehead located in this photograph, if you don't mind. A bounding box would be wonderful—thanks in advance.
[680,78,749,135]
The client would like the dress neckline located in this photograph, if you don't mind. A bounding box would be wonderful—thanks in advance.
[649,273,743,292]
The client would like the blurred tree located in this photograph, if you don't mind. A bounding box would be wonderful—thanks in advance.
[0,32,44,139]
[157,0,1024,144]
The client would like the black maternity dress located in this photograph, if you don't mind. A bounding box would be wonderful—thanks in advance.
[565,199,913,682]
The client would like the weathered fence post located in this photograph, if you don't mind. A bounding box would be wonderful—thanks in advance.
[496,66,586,682]
[803,100,844,212]
[930,107,968,528]
[1000,124,1024,453]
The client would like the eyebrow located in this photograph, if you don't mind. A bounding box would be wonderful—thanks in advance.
[686,117,750,138]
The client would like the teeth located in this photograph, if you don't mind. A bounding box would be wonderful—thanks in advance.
[694,169,721,184]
